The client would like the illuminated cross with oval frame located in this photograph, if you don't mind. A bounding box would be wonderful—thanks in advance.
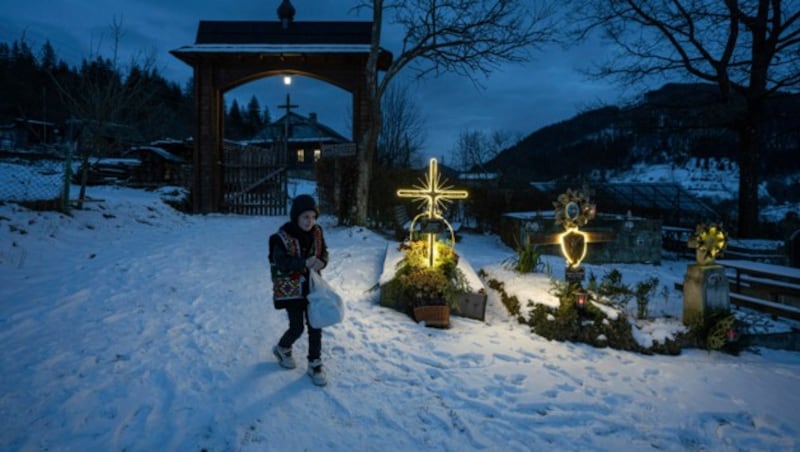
[553,188,597,283]
[397,158,469,267]
[525,188,613,285]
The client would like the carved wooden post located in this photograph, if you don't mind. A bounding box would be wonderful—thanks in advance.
[194,62,224,213]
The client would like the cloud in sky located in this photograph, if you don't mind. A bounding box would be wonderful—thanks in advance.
[0,0,627,162]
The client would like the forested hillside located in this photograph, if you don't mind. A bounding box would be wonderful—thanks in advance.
[0,39,193,143]
[486,83,800,188]
[0,38,273,147]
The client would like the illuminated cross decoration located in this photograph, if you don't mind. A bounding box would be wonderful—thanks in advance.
[397,158,468,267]
[524,188,612,283]
[398,158,468,220]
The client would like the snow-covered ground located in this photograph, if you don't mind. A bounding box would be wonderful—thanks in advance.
[2,182,800,451]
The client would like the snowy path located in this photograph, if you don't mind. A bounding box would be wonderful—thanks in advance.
[1,188,799,451]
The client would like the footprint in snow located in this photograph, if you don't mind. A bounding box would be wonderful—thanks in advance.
[492,352,519,363]
[542,389,559,398]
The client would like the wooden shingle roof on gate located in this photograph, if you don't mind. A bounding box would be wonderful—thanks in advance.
[172,20,392,70]
[195,20,374,45]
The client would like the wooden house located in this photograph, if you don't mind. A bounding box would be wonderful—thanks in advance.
[126,145,190,186]
[0,118,58,149]
[243,111,349,175]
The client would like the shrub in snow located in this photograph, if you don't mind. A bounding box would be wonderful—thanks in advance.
[486,274,682,355]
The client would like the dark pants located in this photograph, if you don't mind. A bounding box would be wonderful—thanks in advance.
[278,303,321,361]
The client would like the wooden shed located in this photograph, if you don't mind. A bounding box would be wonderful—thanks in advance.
[127,145,190,186]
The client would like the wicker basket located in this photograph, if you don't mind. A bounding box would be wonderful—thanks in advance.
[413,305,450,328]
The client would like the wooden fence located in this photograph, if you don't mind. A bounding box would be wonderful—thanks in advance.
[224,146,287,216]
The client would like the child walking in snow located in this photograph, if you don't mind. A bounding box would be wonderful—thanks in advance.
[269,194,329,386]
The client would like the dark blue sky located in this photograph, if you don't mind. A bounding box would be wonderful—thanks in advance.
[1,0,631,164]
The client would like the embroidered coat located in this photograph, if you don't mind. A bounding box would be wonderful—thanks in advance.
[268,223,328,310]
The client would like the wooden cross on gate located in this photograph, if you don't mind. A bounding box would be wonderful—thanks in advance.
[397,158,468,267]
[278,93,298,142]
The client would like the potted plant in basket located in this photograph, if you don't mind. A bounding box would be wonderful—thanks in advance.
[389,240,470,328]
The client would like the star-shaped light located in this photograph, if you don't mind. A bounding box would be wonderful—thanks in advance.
[397,158,468,219]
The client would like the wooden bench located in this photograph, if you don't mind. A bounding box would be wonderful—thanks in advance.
[729,292,800,320]
[719,259,800,320]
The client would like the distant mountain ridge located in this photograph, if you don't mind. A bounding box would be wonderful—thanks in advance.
[485,83,800,189]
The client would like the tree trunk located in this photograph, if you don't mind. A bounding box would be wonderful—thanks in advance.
[352,0,384,226]
[354,98,382,225]
[354,135,370,225]
[736,99,763,238]
[77,153,90,210]
[736,1,770,238]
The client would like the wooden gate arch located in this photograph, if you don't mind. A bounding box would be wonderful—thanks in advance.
[171,10,391,214]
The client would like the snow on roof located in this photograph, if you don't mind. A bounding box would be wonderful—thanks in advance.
[14,118,56,127]
[247,112,348,144]
[171,44,371,54]
[459,172,499,180]
[129,146,187,163]
[241,137,340,144]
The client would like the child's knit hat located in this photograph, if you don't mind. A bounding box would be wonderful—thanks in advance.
[290,194,319,224]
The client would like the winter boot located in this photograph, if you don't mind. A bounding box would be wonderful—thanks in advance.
[273,345,296,369]
[307,359,327,386]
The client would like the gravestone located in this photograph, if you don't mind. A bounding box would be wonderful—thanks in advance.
[499,212,661,264]
[682,264,730,324]
[683,223,730,324]
[378,244,488,321]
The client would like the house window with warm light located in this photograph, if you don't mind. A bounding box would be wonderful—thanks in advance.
[296,149,305,163]
[314,148,321,162]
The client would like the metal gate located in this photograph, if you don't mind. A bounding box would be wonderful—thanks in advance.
[223,145,287,215]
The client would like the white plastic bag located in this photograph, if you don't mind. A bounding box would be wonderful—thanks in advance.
[307,271,345,328]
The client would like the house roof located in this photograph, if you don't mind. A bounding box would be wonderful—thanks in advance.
[14,118,56,127]
[246,112,349,145]
[128,146,187,163]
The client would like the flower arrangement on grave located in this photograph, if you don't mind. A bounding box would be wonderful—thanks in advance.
[392,240,469,311]
[386,158,471,327]
[684,309,743,354]
[553,188,596,230]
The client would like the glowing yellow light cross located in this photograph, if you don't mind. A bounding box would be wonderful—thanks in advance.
[397,158,468,267]
[397,158,468,219]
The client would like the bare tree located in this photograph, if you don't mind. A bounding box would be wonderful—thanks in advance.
[568,0,800,237]
[350,0,558,224]
[377,82,426,168]
[455,129,484,172]
[454,128,520,171]
[49,17,155,208]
